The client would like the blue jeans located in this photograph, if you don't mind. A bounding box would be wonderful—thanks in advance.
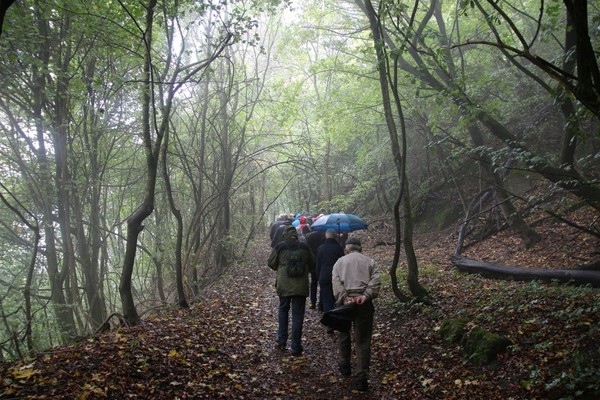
[277,296,306,353]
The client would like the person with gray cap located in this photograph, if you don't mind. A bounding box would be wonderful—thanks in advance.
[332,236,381,392]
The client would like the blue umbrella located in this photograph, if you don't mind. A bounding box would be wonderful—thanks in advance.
[310,213,368,233]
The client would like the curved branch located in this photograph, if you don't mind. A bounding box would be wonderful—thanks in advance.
[484,0,529,49]
[474,0,552,92]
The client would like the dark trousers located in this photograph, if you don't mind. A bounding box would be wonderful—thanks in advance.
[338,301,374,380]
[319,280,335,313]
[309,271,318,306]
[277,296,306,354]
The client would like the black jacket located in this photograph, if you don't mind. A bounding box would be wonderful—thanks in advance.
[270,222,292,247]
[306,230,326,255]
[316,238,344,283]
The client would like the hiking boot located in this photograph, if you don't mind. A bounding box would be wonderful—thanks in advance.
[275,342,286,351]
[290,349,303,357]
[290,344,303,356]
[353,377,368,392]
[338,362,351,377]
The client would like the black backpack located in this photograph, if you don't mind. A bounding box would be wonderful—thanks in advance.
[286,246,305,278]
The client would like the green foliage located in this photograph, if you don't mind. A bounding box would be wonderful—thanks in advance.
[545,348,600,399]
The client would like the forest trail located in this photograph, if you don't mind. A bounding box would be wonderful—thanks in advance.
[1,230,599,399]
[201,237,379,399]
[0,236,383,399]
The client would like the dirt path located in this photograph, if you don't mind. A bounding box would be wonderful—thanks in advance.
[204,239,380,399]
[4,226,599,399]
[0,237,384,400]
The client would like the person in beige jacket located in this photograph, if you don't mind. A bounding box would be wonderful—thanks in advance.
[332,236,381,392]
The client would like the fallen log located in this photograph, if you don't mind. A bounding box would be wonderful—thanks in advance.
[450,255,600,288]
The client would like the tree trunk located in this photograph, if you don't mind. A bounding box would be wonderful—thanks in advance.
[363,0,426,300]
[78,56,108,329]
[0,185,40,354]
[464,124,541,248]
[402,181,427,298]
[455,189,494,255]
[185,17,214,295]
[215,78,233,273]
[558,6,579,167]
[161,119,188,309]
[389,193,411,302]
[451,255,600,288]
[563,0,600,116]
[31,6,76,341]
[119,0,159,327]
[357,0,600,213]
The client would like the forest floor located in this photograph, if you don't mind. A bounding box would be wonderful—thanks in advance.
[1,206,599,399]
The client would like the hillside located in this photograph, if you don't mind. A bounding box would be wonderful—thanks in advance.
[1,207,599,399]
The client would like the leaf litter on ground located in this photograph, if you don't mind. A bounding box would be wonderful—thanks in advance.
[1,207,599,399]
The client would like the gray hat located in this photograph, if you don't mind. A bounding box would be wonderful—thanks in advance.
[346,237,361,246]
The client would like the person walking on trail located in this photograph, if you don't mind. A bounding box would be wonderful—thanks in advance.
[332,237,381,392]
[270,216,293,248]
[269,214,289,241]
[267,226,315,356]
[306,229,326,309]
[316,229,345,320]
[298,224,311,243]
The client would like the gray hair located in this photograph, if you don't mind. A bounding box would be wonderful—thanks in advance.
[345,243,362,252]
[325,229,337,238]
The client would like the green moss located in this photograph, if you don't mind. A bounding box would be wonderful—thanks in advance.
[462,326,512,366]
[439,318,469,344]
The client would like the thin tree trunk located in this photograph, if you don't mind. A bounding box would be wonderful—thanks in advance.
[455,189,494,255]
[363,0,426,300]
[161,121,188,309]
[31,2,76,341]
[78,56,108,329]
[119,0,159,327]
[555,5,580,167]
[390,192,411,302]
[0,184,40,354]
[402,181,426,297]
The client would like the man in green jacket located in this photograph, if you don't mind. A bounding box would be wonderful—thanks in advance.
[332,236,381,391]
[268,226,315,356]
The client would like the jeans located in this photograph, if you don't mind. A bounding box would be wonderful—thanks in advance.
[339,300,374,380]
[277,296,306,353]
